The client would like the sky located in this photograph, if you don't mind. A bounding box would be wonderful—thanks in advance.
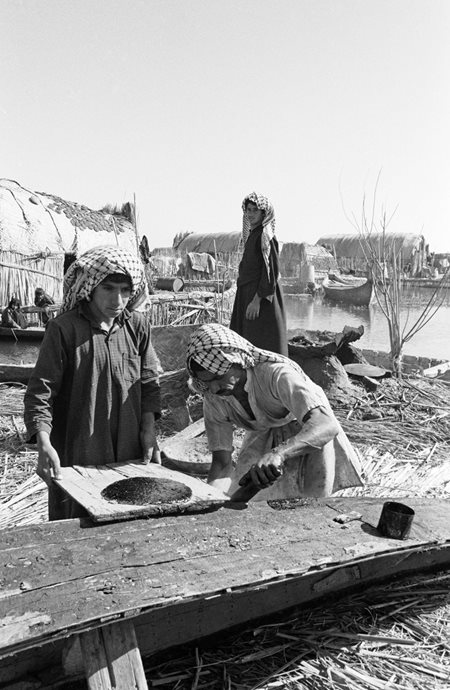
[1,0,449,252]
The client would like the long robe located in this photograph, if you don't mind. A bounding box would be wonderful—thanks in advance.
[24,303,161,520]
[230,225,288,355]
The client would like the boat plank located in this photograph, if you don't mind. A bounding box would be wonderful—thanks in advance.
[0,499,449,683]
[0,326,45,339]
[0,499,449,657]
[326,496,447,542]
[1,536,450,686]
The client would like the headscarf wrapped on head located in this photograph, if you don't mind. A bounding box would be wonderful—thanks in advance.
[186,323,299,394]
[61,245,147,313]
[8,296,21,310]
[241,192,277,279]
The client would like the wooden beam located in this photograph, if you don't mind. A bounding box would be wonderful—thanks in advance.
[1,498,450,685]
[80,620,148,690]
[159,417,205,449]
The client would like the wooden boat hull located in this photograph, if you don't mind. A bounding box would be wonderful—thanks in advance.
[322,277,373,306]
[0,497,449,686]
[0,362,35,383]
[0,326,45,339]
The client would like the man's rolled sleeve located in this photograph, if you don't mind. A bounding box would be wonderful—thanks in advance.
[270,366,328,423]
[203,395,235,452]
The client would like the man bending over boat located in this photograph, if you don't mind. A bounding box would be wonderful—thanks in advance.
[24,246,162,520]
[186,324,362,501]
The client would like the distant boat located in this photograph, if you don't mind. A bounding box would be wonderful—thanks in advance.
[0,362,35,383]
[322,275,373,306]
[0,326,45,340]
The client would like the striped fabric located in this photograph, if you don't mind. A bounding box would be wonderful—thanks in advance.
[61,245,147,313]
[186,323,299,393]
[241,192,276,278]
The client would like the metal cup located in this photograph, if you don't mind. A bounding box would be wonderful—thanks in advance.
[377,501,415,540]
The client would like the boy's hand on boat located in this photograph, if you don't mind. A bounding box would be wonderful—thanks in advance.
[142,445,162,465]
[36,433,62,485]
[140,413,160,464]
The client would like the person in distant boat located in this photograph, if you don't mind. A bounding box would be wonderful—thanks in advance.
[229,192,288,355]
[24,246,162,521]
[305,281,317,297]
[1,296,28,329]
[186,324,362,501]
[34,287,55,325]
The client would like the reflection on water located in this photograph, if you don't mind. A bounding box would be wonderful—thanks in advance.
[286,286,450,360]
[0,286,448,365]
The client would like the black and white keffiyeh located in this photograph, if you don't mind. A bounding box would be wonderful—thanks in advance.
[186,323,299,394]
[241,192,276,278]
[61,246,147,313]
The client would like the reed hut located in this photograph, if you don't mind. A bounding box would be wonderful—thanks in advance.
[174,231,242,280]
[280,242,338,280]
[316,232,427,277]
[0,178,140,306]
[434,252,450,274]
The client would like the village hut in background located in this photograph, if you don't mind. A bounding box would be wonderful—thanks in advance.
[316,232,427,277]
[279,242,338,285]
[173,231,242,281]
[0,178,141,307]
[148,247,181,278]
[433,252,450,275]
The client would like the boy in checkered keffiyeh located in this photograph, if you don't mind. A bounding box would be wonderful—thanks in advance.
[25,245,161,521]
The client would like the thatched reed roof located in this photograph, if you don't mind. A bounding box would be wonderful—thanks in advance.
[175,231,241,255]
[316,232,426,261]
[280,242,338,270]
[280,242,338,279]
[0,178,138,256]
[0,179,141,306]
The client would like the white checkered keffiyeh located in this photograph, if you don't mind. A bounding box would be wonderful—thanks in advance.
[186,323,299,394]
[241,192,276,278]
[61,245,147,313]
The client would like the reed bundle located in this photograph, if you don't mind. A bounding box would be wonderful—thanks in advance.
[144,570,450,689]
[0,473,47,529]
[0,383,47,527]
[147,291,233,327]
[0,251,63,306]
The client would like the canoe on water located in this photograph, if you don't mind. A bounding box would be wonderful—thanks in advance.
[0,325,45,340]
[322,275,373,306]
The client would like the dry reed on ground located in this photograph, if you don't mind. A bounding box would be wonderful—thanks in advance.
[334,376,450,500]
[0,382,46,529]
[144,571,450,689]
[147,291,233,327]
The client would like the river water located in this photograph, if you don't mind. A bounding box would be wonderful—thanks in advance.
[285,285,450,361]
[0,286,449,365]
